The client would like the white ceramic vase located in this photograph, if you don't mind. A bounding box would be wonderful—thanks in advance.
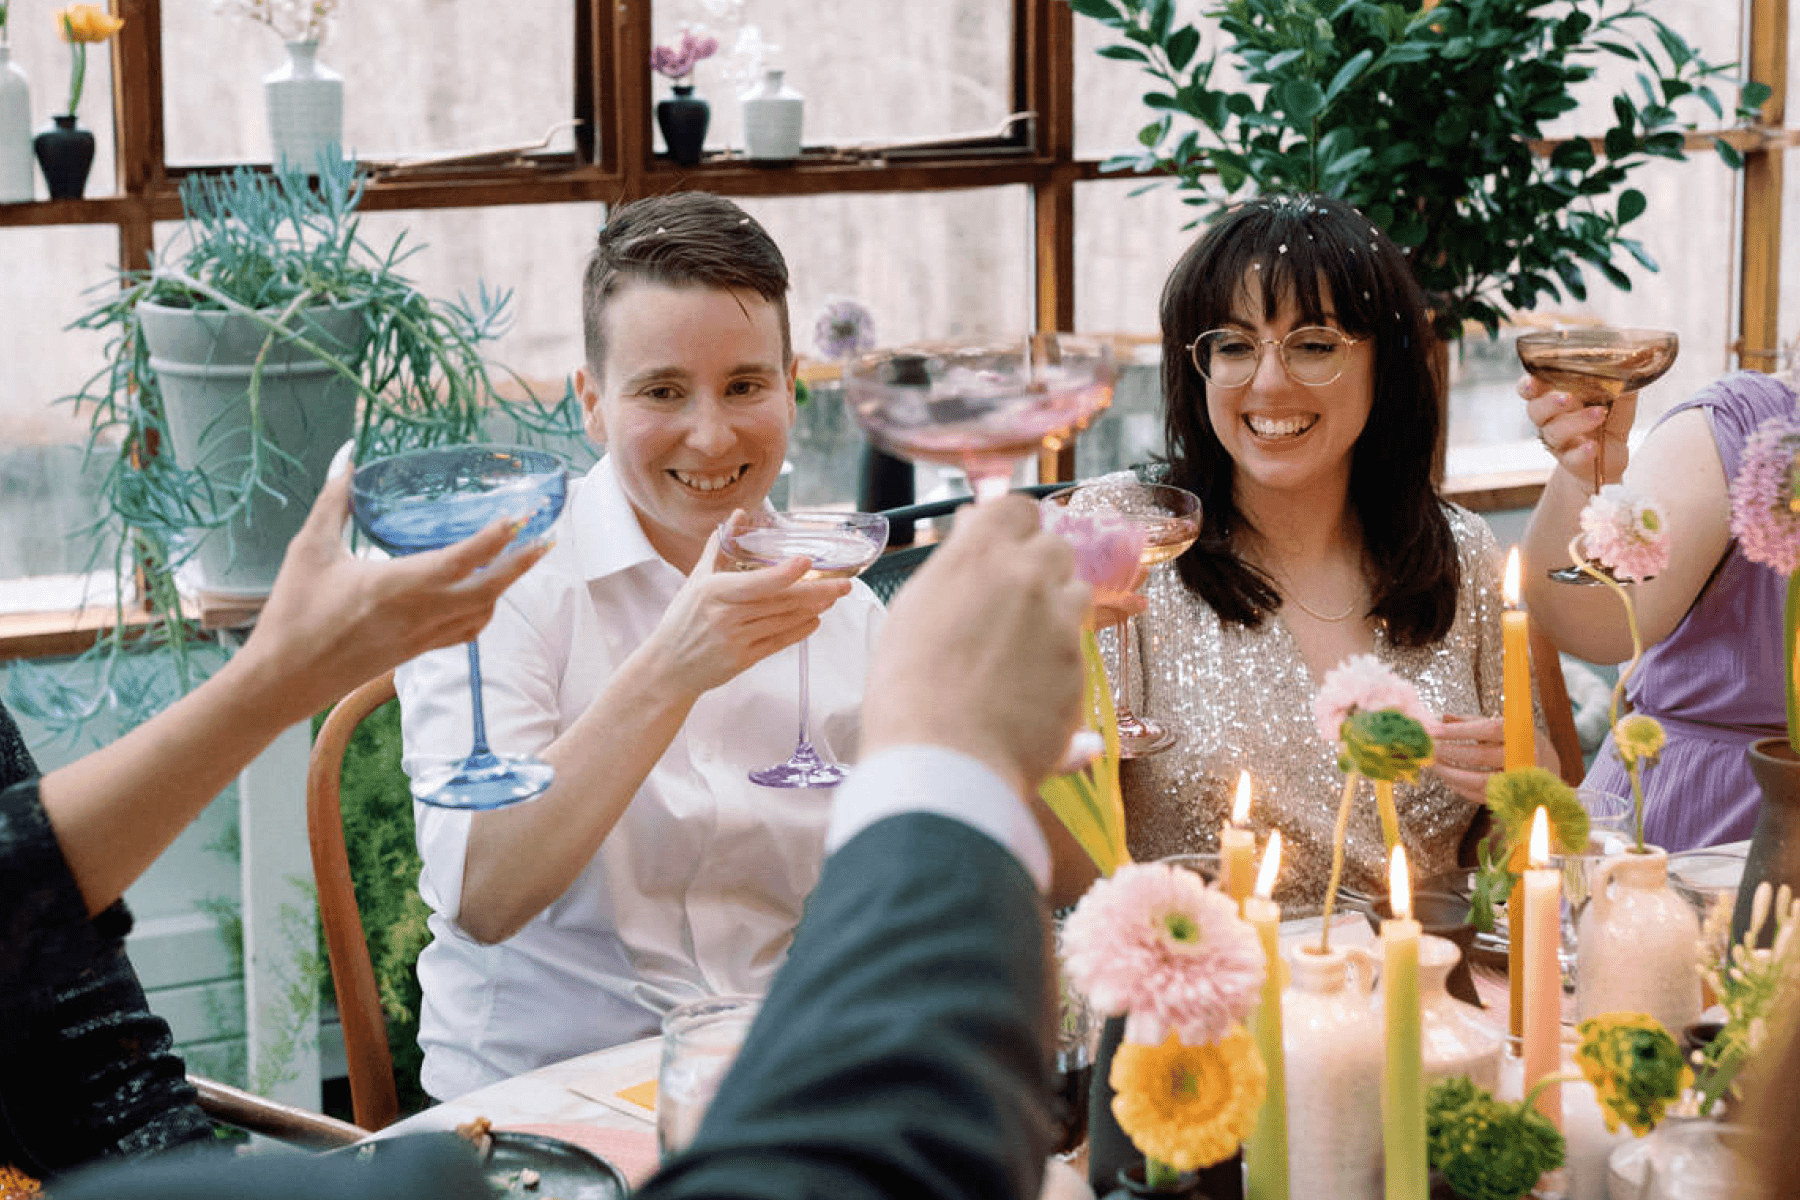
[265,40,343,172]
[0,47,32,203]
[1283,943,1383,1200]
[1577,846,1702,1035]
[742,68,802,161]
[1417,933,1505,1093]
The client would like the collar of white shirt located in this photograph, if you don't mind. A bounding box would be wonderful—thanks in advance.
[570,454,668,583]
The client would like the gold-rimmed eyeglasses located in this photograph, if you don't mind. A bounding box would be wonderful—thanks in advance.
[1186,326,1368,388]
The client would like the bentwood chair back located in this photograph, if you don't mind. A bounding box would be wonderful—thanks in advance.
[306,669,402,1131]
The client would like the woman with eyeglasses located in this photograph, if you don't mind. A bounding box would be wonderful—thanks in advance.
[1100,194,1552,911]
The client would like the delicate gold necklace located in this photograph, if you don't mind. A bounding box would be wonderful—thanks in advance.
[1279,588,1360,623]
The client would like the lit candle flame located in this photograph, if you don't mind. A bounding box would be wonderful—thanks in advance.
[1254,830,1282,900]
[1503,546,1522,609]
[1529,805,1550,869]
[1389,844,1412,921]
[1232,770,1253,826]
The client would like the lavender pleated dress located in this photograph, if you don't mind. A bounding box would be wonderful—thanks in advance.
[1585,371,1799,851]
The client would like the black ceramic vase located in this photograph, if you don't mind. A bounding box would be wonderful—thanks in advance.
[656,84,709,167]
[1731,736,1800,945]
[34,114,94,200]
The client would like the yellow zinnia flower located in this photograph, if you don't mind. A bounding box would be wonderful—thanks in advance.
[57,3,123,42]
[1109,1026,1266,1171]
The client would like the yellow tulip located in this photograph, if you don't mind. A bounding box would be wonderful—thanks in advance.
[57,3,124,44]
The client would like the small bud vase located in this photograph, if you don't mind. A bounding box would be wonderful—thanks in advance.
[33,114,93,200]
[265,40,343,173]
[742,68,803,161]
[1576,845,1701,1036]
[1415,934,1503,1093]
[0,47,33,202]
[656,83,709,167]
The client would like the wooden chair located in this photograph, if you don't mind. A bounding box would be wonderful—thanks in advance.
[1531,625,1586,787]
[305,669,403,1131]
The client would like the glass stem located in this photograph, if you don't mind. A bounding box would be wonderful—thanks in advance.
[465,641,493,757]
[1113,617,1140,727]
[793,636,815,751]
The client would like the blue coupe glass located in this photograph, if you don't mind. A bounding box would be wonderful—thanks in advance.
[351,444,567,809]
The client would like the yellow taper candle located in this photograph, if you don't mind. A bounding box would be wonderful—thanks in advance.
[1383,845,1426,1200]
[1522,807,1563,1128]
[1502,546,1532,1038]
[1223,769,1257,908]
[1245,832,1288,1200]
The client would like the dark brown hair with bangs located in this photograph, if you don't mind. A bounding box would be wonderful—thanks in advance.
[1157,194,1458,646]
[582,191,791,376]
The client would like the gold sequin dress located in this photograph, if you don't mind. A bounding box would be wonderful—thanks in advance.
[1115,494,1503,914]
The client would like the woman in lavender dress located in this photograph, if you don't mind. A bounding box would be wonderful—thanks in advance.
[1523,369,1798,850]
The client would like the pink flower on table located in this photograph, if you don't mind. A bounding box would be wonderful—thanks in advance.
[1311,653,1428,744]
[1731,414,1800,576]
[1041,507,1145,604]
[650,29,719,82]
[1579,484,1671,582]
[1060,861,1265,1046]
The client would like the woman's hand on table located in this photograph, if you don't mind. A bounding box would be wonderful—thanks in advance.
[1520,374,1639,489]
[642,518,853,696]
[1422,713,1505,805]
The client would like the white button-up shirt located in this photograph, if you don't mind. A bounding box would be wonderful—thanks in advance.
[397,456,885,1100]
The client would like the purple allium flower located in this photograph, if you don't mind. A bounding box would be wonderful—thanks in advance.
[1311,653,1428,745]
[650,29,718,81]
[813,299,876,361]
[1731,415,1800,576]
[1579,484,1671,582]
[1060,862,1265,1046]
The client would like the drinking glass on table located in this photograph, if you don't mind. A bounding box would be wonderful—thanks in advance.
[351,444,567,810]
[1516,326,1678,585]
[1043,481,1201,757]
[719,510,889,788]
[657,995,762,1160]
[842,334,1116,504]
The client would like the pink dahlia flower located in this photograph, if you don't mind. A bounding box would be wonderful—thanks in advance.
[1060,862,1265,1046]
[1311,653,1428,745]
[1731,415,1800,576]
[1578,485,1671,582]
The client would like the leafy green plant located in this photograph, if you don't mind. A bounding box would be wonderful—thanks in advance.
[10,155,579,736]
[1070,0,1772,338]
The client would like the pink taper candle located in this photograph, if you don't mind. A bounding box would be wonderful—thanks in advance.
[1223,769,1256,909]
[1522,806,1563,1127]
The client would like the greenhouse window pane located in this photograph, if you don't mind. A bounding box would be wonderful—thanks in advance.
[160,3,576,167]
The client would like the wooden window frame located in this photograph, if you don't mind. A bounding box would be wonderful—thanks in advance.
[0,0,1790,659]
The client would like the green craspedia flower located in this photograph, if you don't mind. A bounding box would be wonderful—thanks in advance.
[1615,714,1666,769]
[1485,767,1590,856]
[1576,1013,1693,1136]
[1426,1077,1566,1200]
[1339,708,1434,783]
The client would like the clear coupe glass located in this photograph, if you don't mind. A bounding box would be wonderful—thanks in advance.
[719,509,889,788]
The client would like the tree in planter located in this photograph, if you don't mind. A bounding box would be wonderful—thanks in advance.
[11,156,580,735]
[1070,0,1772,339]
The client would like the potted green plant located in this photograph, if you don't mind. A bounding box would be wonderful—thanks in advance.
[13,155,576,728]
[1069,0,1771,339]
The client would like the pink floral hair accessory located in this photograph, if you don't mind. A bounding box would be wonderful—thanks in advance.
[1059,861,1264,1046]
[1579,484,1671,582]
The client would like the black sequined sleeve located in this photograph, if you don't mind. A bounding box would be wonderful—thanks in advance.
[0,704,214,1176]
